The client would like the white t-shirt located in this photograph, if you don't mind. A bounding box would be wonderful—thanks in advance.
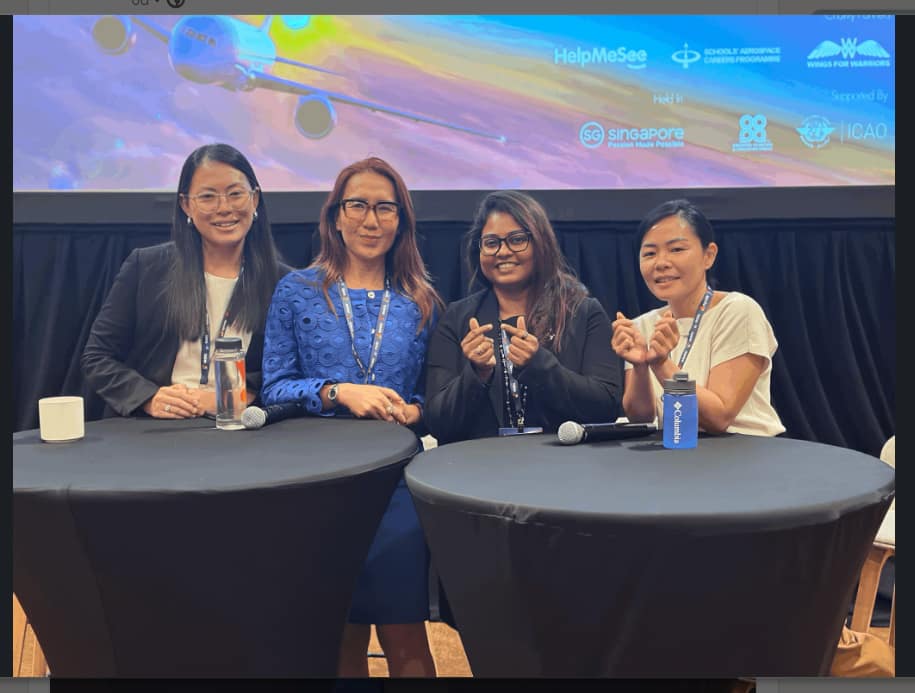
[171,273,253,391]
[625,291,785,437]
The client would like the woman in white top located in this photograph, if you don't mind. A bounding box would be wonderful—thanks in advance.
[82,143,288,418]
[611,198,784,436]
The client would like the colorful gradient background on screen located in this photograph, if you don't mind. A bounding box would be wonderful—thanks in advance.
[12,14,895,191]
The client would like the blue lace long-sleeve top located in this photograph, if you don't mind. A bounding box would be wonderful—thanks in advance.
[262,267,434,415]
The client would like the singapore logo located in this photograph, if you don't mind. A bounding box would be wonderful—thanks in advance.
[579,121,684,149]
[807,38,891,68]
[797,116,835,149]
[732,114,773,153]
[672,43,701,69]
[579,121,605,149]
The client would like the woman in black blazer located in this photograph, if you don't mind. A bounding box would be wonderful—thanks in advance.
[424,190,622,444]
[81,143,288,418]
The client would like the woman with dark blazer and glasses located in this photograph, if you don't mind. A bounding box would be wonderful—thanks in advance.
[82,143,288,419]
[424,190,622,444]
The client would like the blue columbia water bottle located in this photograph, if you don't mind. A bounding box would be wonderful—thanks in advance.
[662,371,697,449]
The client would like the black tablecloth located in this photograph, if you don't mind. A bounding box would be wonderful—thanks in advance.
[13,416,419,677]
[405,433,895,677]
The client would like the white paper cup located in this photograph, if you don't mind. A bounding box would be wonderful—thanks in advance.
[38,396,85,443]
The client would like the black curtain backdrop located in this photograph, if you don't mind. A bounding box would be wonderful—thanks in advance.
[13,217,895,459]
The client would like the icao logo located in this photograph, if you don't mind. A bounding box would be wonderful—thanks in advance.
[672,43,701,69]
[579,121,605,148]
[797,116,835,149]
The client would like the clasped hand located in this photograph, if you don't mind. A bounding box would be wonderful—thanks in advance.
[333,383,419,426]
[611,310,679,366]
[143,383,211,418]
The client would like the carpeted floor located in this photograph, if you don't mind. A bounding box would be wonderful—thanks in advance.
[368,621,471,677]
[366,623,893,680]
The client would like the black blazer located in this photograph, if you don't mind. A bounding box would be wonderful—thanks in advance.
[81,242,290,417]
[424,288,622,444]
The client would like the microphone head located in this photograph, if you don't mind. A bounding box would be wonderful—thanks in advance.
[557,420,585,445]
[240,406,267,430]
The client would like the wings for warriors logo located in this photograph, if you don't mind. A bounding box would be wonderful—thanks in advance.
[807,38,891,68]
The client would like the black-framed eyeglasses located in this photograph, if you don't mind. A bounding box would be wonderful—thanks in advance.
[184,188,258,213]
[477,230,532,256]
[339,198,400,222]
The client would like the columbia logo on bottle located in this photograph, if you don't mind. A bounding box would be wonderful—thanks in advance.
[662,372,697,449]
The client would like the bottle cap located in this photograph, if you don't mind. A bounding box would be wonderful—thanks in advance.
[214,336,243,350]
[663,371,696,394]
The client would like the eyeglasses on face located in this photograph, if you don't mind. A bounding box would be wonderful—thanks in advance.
[477,230,533,255]
[340,198,400,222]
[184,188,258,213]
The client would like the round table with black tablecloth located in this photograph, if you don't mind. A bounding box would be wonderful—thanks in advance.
[13,416,419,677]
[405,432,894,678]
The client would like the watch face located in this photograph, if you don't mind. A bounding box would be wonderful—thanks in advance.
[329,384,338,401]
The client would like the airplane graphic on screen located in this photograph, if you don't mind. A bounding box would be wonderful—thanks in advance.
[91,15,507,143]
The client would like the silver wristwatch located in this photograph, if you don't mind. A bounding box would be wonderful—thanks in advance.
[327,383,340,403]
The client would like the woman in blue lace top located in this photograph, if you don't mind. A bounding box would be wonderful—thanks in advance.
[261,157,443,677]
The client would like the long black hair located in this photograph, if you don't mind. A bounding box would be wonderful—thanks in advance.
[166,143,284,341]
[464,190,588,352]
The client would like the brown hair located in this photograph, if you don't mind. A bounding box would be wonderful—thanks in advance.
[311,157,442,330]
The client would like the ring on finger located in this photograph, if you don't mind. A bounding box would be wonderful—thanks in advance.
[476,345,485,355]
[385,404,395,415]
[164,404,171,413]
[521,331,529,340]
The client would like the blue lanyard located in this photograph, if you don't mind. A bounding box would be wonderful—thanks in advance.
[499,327,526,428]
[677,285,714,370]
[200,264,244,385]
[337,277,392,384]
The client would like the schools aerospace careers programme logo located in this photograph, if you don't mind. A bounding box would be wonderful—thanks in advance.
[672,42,781,68]
[579,121,684,149]
[555,45,648,70]
[807,37,891,68]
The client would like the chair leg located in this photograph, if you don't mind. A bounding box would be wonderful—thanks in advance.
[850,546,892,634]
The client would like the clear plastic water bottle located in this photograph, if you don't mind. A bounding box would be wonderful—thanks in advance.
[213,336,246,431]
[662,371,697,449]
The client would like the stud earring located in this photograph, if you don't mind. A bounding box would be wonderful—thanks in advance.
[253,210,258,220]
[187,216,193,226]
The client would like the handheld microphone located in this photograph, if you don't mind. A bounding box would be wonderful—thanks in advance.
[241,401,306,430]
[557,420,657,445]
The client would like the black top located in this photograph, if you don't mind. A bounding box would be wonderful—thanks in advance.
[14,416,419,494]
[80,242,291,417]
[424,288,622,444]
[405,433,895,533]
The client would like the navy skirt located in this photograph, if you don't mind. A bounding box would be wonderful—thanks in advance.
[348,475,430,624]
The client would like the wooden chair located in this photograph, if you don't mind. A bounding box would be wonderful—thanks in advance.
[850,436,895,646]
[12,593,49,677]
